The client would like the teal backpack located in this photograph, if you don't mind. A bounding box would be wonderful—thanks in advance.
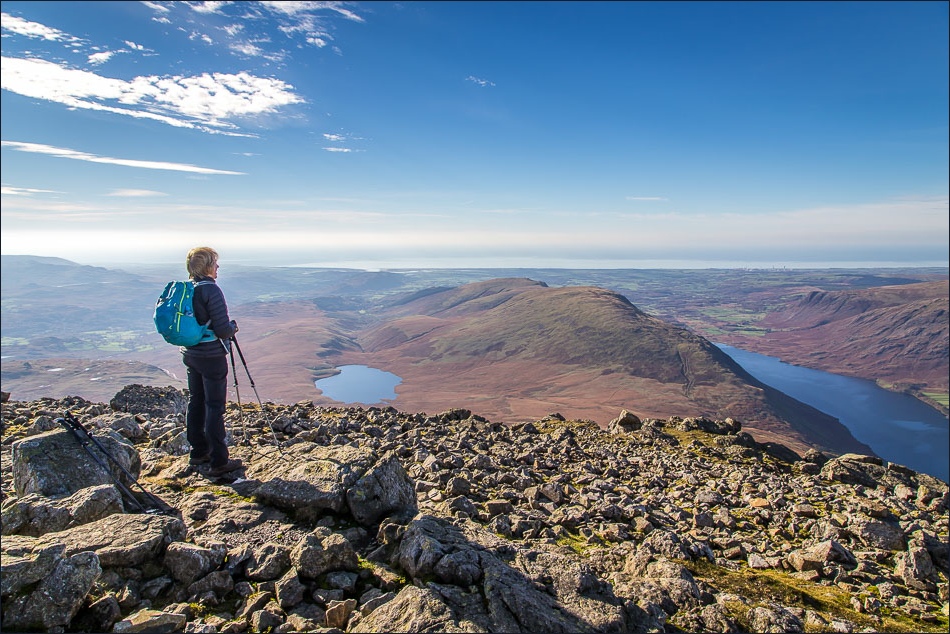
[153,280,218,346]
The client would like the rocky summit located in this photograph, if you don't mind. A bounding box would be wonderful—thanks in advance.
[1,385,947,634]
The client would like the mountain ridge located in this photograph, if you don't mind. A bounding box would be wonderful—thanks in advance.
[720,280,949,398]
[332,278,870,456]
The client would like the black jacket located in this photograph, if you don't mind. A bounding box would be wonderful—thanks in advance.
[183,276,236,357]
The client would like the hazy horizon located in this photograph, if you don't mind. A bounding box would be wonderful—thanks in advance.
[3,251,949,273]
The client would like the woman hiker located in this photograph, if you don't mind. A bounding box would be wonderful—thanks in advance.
[182,246,243,477]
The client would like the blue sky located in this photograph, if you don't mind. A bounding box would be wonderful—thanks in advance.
[1,1,947,268]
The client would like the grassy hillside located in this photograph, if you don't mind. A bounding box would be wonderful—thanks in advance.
[342,279,873,456]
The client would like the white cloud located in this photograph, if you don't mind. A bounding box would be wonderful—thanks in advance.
[125,40,145,51]
[88,51,116,65]
[141,2,171,14]
[262,2,365,23]
[191,1,232,15]
[323,133,345,142]
[0,12,83,43]
[229,42,265,57]
[1,56,304,134]
[106,189,168,197]
[0,186,59,196]
[466,76,496,87]
[2,141,245,175]
[324,147,352,153]
[140,1,365,60]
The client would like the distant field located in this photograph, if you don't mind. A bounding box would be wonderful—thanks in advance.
[923,392,949,407]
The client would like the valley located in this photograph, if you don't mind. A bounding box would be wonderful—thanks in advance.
[1,256,946,459]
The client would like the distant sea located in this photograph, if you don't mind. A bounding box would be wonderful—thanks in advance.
[280,259,950,271]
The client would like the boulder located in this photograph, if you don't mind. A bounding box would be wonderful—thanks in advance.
[1,550,101,632]
[746,603,804,633]
[607,410,642,433]
[12,428,141,503]
[788,540,857,573]
[29,512,185,567]
[848,516,906,551]
[113,608,188,633]
[350,585,473,633]
[346,452,418,525]
[1,484,124,537]
[821,454,887,488]
[0,537,66,597]
[292,529,359,580]
[110,384,187,419]
[163,541,218,585]
[247,443,376,521]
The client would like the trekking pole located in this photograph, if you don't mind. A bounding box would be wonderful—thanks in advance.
[57,412,155,514]
[225,337,252,447]
[231,336,264,405]
[228,337,243,407]
[231,335,283,449]
[63,411,174,514]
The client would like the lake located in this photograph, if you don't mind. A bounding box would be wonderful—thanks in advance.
[717,344,949,483]
[314,365,402,405]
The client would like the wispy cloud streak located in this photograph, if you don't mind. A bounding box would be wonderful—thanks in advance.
[2,141,244,175]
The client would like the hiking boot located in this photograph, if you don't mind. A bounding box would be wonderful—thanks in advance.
[188,454,211,466]
[208,459,244,477]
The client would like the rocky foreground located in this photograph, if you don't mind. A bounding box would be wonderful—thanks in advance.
[1,386,948,633]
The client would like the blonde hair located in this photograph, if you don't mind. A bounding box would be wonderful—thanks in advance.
[186,247,218,279]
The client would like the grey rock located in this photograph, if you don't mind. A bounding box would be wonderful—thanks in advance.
[248,443,374,521]
[0,537,66,596]
[347,452,418,525]
[236,590,274,621]
[821,454,887,488]
[275,568,307,609]
[2,485,125,537]
[607,410,642,433]
[325,597,357,629]
[292,530,359,579]
[92,413,146,441]
[164,541,217,585]
[245,542,292,581]
[747,603,804,633]
[250,601,285,631]
[111,384,187,419]
[896,546,937,590]
[350,585,476,633]
[1,550,101,631]
[72,592,122,633]
[788,540,857,573]
[113,608,188,633]
[12,428,140,503]
[29,512,185,567]
[186,570,233,601]
[849,516,906,551]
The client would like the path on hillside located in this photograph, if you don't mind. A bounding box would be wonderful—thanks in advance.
[679,349,695,398]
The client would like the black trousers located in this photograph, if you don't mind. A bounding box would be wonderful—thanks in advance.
[184,353,230,467]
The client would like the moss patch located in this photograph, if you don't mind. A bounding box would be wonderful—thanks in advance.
[685,559,948,633]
